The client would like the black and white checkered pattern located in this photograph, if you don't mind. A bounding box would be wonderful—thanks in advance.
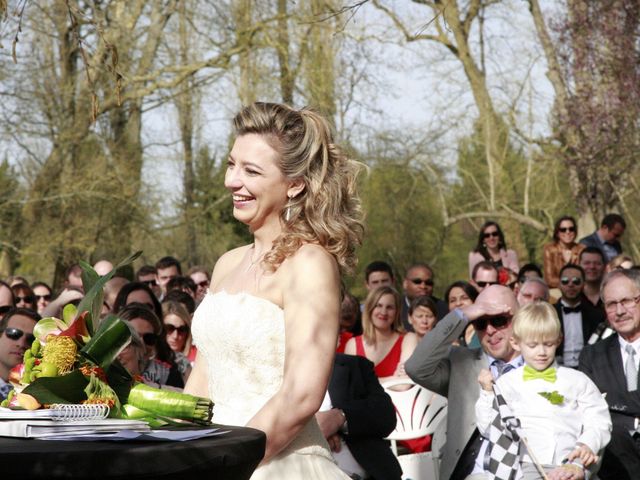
[484,384,523,480]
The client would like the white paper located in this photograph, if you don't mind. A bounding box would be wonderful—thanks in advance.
[38,428,229,442]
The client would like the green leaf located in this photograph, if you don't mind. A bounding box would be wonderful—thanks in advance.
[76,250,143,333]
[80,314,132,370]
[79,259,101,299]
[538,390,565,405]
[106,360,134,406]
[22,370,89,404]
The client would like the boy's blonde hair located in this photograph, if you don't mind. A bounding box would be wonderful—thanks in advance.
[512,302,561,342]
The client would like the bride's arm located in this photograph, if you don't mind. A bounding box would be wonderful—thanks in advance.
[184,351,209,397]
[246,244,341,462]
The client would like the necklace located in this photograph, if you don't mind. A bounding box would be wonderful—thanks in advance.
[245,245,265,273]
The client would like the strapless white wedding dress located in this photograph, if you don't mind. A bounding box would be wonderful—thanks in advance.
[192,291,349,479]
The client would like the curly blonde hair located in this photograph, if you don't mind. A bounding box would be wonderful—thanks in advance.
[233,102,365,275]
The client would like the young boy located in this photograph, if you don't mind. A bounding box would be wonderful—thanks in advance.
[476,302,611,480]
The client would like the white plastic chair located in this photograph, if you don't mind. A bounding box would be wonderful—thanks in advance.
[382,379,447,480]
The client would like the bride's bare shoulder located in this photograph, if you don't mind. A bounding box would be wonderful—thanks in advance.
[286,244,338,279]
[211,245,251,283]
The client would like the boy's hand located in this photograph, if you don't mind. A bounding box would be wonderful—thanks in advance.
[478,368,494,391]
[567,443,598,467]
[547,465,584,480]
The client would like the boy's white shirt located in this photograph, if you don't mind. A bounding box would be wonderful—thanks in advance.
[475,364,612,467]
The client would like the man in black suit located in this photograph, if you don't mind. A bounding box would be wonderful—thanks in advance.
[315,353,402,480]
[554,264,605,368]
[579,269,640,480]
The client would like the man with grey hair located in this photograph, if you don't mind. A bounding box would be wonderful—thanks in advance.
[579,269,640,479]
[516,277,549,306]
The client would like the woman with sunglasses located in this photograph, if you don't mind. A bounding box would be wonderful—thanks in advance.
[161,300,195,374]
[11,283,37,312]
[468,221,519,279]
[543,215,585,289]
[31,282,53,315]
[117,303,184,389]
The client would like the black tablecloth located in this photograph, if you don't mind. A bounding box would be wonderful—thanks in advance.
[0,424,266,480]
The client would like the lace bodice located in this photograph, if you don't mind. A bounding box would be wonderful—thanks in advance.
[192,290,332,458]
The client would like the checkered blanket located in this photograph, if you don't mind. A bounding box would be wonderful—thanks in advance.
[483,384,524,480]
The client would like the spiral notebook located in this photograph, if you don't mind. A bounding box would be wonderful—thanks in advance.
[0,404,150,438]
[0,404,110,421]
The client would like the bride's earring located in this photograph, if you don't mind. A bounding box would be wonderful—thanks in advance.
[285,196,292,222]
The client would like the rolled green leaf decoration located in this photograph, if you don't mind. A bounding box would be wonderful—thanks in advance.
[80,314,132,370]
[126,383,214,424]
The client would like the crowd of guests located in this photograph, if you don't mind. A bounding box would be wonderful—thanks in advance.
[0,256,209,398]
[0,212,637,479]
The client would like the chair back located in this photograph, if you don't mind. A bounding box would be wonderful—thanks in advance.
[382,378,447,442]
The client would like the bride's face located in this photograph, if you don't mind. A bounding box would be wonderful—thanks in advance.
[225,134,292,231]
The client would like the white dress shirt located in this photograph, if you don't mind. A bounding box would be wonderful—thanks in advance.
[475,364,612,466]
[560,301,584,368]
[619,336,640,374]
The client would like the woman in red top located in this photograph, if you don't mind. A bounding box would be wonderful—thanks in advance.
[344,286,417,384]
[345,286,428,453]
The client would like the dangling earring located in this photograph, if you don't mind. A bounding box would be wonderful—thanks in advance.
[285,196,292,222]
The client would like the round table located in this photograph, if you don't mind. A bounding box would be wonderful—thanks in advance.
[0,424,266,480]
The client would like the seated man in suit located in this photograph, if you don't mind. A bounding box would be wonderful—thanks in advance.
[316,353,402,480]
[579,269,640,480]
[554,263,605,368]
[405,284,523,480]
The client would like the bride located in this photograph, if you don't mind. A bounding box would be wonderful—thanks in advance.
[185,102,364,478]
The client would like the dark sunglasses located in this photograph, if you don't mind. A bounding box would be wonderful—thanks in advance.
[15,295,36,304]
[35,294,52,302]
[196,280,209,288]
[558,227,576,233]
[476,281,498,288]
[142,333,158,346]
[482,231,500,239]
[4,327,36,345]
[410,278,434,286]
[141,279,158,287]
[474,315,511,331]
[560,276,583,286]
[165,324,189,335]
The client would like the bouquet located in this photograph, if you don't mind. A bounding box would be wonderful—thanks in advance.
[1,252,213,427]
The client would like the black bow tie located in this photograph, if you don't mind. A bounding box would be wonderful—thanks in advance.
[562,305,581,314]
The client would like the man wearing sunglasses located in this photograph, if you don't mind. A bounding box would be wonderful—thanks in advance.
[554,264,605,368]
[579,213,626,263]
[400,263,448,332]
[470,261,499,293]
[0,308,40,400]
[579,269,640,480]
[405,284,522,480]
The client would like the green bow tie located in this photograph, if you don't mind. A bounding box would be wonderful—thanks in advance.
[523,365,557,383]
